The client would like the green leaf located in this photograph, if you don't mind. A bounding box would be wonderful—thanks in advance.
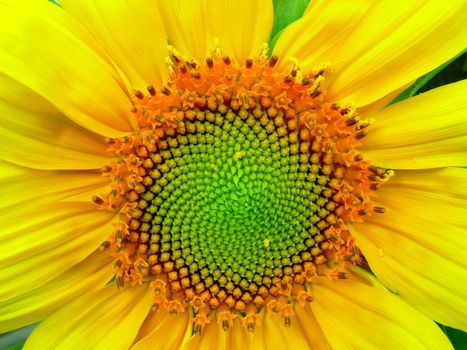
[388,49,466,105]
[418,51,467,93]
[268,0,311,50]
[439,324,467,350]
[6,342,25,350]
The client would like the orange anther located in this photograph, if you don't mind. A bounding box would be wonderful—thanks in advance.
[190,295,207,310]
[267,300,282,314]
[192,312,210,335]
[297,291,314,306]
[242,312,262,333]
[218,311,237,331]
[168,300,185,315]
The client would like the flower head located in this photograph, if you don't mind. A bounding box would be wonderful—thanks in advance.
[0,1,466,349]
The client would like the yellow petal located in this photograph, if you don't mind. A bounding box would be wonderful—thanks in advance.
[250,312,311,350]
[157,0,209,62]
[0,77,111,170]
[131,310,190,350]
[374,167,467,226]
[361,80,467,169]
[181,318,250,350]
[132,308,169,343]
[0,73,57,115]
[358,81,413,117]
[0,1,133,137]
[351,167,467,330]
[273,0,373,71]
[273,0,467,108]
[60,0,168,90]
[158,0,273,64]
[206,0,273,63]
[24,285,153,350]
[0,161,108,210]
[0,161,111,304]
[0,202,114,302]
[294,305,332,350]
[329,0,467,106]
[0,251,113,333]
[181,321,227,350]
[311,278,453,350]
[228,318,252,350]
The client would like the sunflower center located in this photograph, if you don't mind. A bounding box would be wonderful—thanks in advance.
[138,106,328,303]
[95,47,390,332]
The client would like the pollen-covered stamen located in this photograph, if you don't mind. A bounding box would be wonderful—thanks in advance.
[95,47,389,332]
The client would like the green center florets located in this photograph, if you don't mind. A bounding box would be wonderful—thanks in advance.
[143,110,324,291]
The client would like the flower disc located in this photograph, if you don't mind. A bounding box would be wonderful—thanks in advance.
[96,48,389,331]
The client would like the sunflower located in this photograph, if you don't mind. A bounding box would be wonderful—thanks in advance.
[1,0,466,349]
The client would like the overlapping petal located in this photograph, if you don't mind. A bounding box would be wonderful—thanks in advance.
[361,80,467,169]
[351,167,467,330]
[0,76,111,170]
[274,0,467,108]
[60,0,168,90]
[0,201,114,302]
[0,161,108,210]
[273,0,373,71]
[158,0,273,64]
[311,279,453,349]
[180,318,250,350]
[24,285,153,350]
[293,305,333,350]
[131,310,190,350]
[250,313,311,349]
[0,161,112,300]
[0,1,133,137]
[0,252,113,333]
